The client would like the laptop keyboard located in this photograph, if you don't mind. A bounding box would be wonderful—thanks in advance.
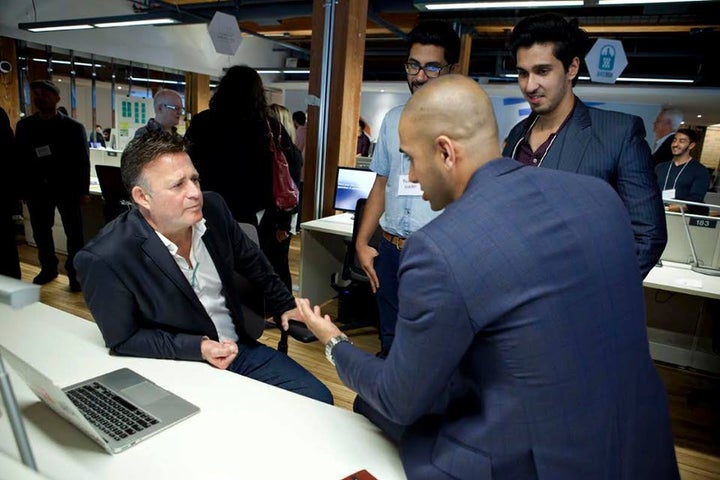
[67,382,159,441]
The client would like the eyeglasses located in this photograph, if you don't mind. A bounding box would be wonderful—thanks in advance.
[163,104,185,114]
[404,62,450,78]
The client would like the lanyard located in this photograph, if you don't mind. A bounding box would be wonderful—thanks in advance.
[510,116,558,167]
[662,160,690,191]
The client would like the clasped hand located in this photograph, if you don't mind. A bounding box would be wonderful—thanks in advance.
[201,338,238,370]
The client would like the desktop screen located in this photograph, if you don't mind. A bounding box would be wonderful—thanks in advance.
[333,167,377,212]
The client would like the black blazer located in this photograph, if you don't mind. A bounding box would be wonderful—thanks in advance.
[74,192,295,361]
[503,98,666,278]
[650,135,674,168]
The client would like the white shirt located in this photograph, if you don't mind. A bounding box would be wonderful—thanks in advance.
[155,219,238,342]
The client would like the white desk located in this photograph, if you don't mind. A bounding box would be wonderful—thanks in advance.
[0,303,404,480]
[299,213,354,303]
[643,261,720,373]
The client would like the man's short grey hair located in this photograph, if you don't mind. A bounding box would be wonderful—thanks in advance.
[153,89,181,107]
[659,107,683,131]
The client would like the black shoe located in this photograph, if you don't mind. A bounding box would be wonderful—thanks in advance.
[33,270,58,285]
[69,279,82,292]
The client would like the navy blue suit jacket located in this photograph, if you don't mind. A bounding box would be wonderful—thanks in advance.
[74,192,294,360]
[503,98,666,277]
[333,159,678,479]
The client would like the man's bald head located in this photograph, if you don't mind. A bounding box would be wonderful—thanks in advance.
[399,75,501,210]
[403,74,499,160]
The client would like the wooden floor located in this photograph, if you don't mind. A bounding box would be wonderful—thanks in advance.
[16,237,720,479]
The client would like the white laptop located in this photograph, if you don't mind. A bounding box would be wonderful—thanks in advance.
[0,345,199,454]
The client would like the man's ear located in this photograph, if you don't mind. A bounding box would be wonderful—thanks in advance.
[132,185,150,209]
[436,135,456,170]
[449,63,461,74]
[567,57,580,82]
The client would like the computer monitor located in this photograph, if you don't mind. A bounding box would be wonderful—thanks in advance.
[333,166,377,213]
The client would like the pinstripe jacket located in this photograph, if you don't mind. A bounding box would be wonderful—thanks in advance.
[503,97,666,278]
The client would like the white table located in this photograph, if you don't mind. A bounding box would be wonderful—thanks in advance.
[0,303,405,480]
[299,213,354,303]
[643,261,720,373]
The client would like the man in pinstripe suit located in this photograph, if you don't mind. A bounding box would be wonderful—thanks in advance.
[502,13,666,278]
[296,75,679,480]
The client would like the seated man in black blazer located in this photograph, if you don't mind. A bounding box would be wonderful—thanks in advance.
[74,132,332,404]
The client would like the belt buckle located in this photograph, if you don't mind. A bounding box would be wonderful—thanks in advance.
[393,236,403,250]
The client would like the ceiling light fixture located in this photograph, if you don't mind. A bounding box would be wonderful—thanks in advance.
[129,76,186,85]
[256,68,310,75]
[19,14,182,33]
[598,0,710,4]
[502,73,694,84]
[31,58,102,68]
[416,0,583,10]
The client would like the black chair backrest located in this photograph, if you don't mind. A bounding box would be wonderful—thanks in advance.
[95,165,130,203]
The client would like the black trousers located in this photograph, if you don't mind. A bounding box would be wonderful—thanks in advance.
[0,199,20,279]
[25,194,84,281]
[258,216,293,292]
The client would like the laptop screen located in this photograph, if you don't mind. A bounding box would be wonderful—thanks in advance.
[333,167,377,213]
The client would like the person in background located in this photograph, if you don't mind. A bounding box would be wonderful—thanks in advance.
[185,66,301,291]
[92,124,106,148]
[356,118,371,156]
[655,128,711,215]
[134,89,184,139]
[15,80,89,291]
[295,74,680,480]
[74,132,332,404]
[355,20,461,358]
[651,107,683,168]
[502,13,666,278]
[268,103,304,289]
[0,106,21,279]
[292,110,307,156]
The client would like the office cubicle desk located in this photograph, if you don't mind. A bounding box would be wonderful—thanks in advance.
[299,213,354,302]
[644,261,720,373]
[0,303,404,480]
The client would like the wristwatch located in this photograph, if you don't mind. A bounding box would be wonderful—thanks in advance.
[325,334,352,366]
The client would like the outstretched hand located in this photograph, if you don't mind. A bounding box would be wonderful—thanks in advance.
[294,298,342,345]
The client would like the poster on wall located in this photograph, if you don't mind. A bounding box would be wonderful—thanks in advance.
[114,97,154,150]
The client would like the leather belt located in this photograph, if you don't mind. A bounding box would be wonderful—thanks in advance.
[382,231,406,250]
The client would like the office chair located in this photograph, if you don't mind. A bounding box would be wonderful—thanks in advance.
[95,165,132,223]
[236,223,316,354]
[330,198,381,331]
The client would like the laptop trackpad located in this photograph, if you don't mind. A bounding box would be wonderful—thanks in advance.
[122,382,169,406]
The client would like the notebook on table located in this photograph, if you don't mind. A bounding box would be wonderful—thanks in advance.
[0,344,199,454]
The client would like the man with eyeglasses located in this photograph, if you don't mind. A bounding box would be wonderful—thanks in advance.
[134,89,184,139]
[355,21,460,360]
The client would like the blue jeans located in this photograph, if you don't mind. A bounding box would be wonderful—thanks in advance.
[376,237,401,355]
[229,341,333,404]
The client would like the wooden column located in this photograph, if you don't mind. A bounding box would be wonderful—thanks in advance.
[0,37,21,130]
[185,72,210,127]
[459,33,472,76]
[304,0,368,220]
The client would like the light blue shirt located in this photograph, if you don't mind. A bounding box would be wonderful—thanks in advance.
[370,104,441,238]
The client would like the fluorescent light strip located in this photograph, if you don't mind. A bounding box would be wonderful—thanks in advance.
[94,18,178,28]
[31,58,102,67]
[130,76,186,85]
[424,1,582,9]
[502,73,694,83]
[27,24,94,32]
[599,0,709,4]
[256,69,310,74]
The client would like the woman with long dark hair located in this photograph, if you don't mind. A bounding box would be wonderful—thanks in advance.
[185,65,301,290]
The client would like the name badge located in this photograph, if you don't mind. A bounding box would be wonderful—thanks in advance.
[662,189,676,201]
[397,175,422,196]
[35,145,52,157]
